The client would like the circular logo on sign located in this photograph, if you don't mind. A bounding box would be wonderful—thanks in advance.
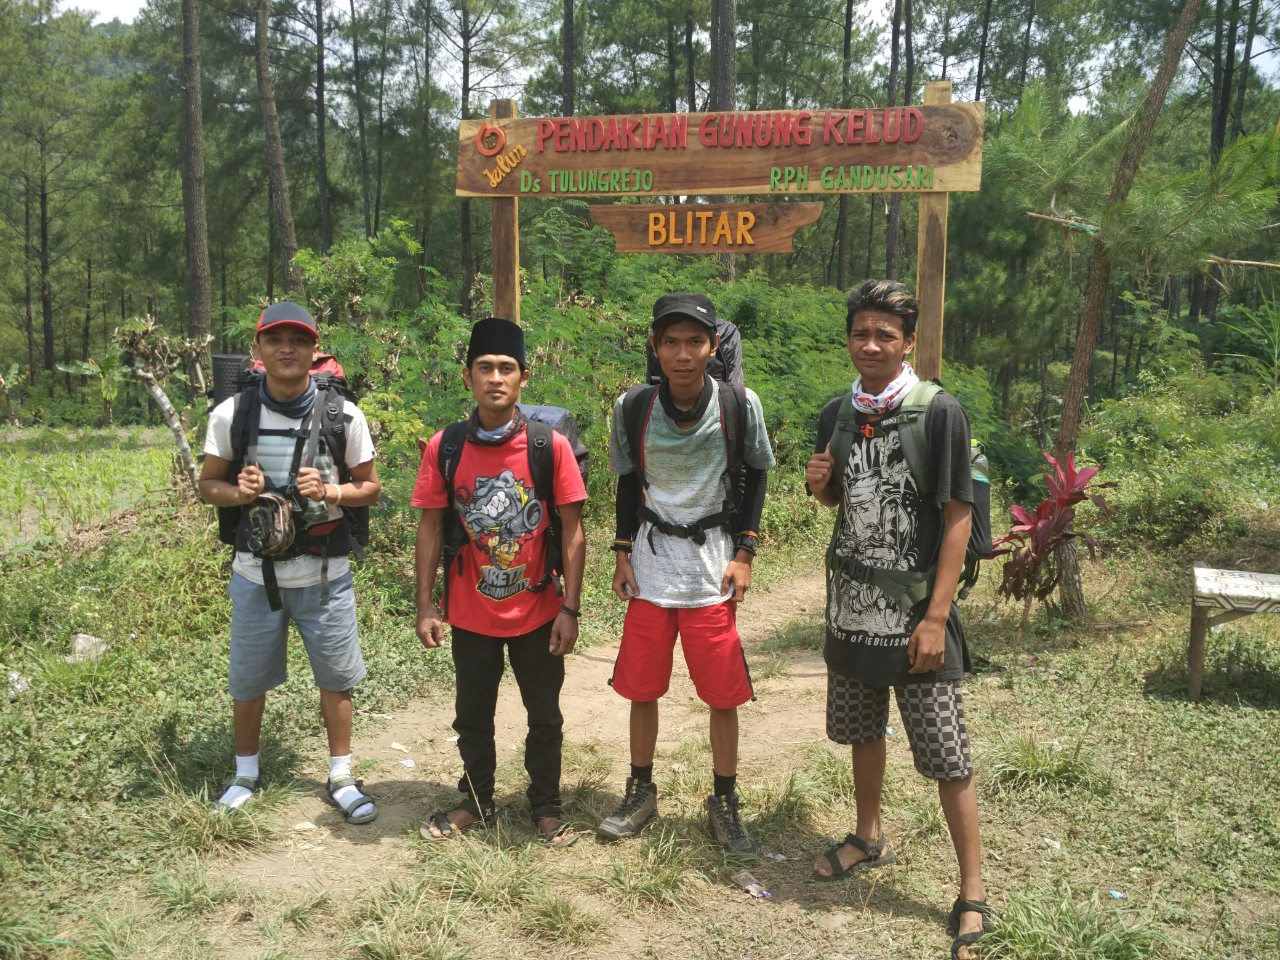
[476,121,506,157]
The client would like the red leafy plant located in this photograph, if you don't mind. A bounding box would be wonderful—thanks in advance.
[993,451,1116,655]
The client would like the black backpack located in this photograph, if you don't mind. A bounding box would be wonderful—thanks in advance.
[824,380,994,611]
[436,405,589,617]
[216,371,369,610]
[620,380,748,551]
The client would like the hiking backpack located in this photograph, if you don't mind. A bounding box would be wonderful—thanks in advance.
[435,404,590,617]
[824,380,993,612]
[620,380,749,552]
[215,362,369,611]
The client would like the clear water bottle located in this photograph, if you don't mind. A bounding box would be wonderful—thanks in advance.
[301,438,338,528]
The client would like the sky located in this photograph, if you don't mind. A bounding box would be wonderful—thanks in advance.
[80,0,145,24]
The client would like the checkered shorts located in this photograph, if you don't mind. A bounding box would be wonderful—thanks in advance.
[826,672,973,781]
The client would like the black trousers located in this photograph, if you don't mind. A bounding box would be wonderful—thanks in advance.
[451,618,565,822]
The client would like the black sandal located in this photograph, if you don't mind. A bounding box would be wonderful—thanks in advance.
[211,775,261,814]
[420,802,494,841]
[947,898,993,959]
[325,775,379,825]
[813,833,895,882]
[539,820,579,849]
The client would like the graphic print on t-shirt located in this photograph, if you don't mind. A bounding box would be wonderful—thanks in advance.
[454,469,544,601]
[829,429,922,643]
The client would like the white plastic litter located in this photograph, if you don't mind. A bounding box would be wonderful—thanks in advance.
[398,759,417,768]
[1041,837,1062,851]
[66,633,109,663]
[446,735,459,743]
[765,853,787,861]
[734,870,771,898]
[7,671,30,697]
[390,742,410,753]
[293,821,316,831]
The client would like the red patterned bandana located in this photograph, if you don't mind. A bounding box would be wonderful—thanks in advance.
[850,362,919,415]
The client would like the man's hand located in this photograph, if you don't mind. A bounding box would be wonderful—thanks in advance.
[721,550,753,602]
[295,466,326,501]
[237,463,266,503]
[613,551,639,601]
[416,606,447,649]
[907,615,946,674]
[806,444,835,494]
[549,611,579,657]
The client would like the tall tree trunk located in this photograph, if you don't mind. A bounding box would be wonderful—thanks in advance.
[315,0,333,253]
[865,195,876,277]
[836,0,854,290]
[884,0,903,279]
[1215,0,1242,156]
[1017,0,1036,99]
[419,0,434,286]
[255,0,301,291]
[374,0,389,233]
[974,0,993,101]
[349,0,372,237]
[83,257,92,371]
[459,7,473,316]
[1054,0,1206,621]
[666,19,680,114]
[267,179,277,299]
[24,177,37,385]
[40,140,54,376]
[685,14,696,111]
[182,0,213,380]
[1230,0,1259,141]
[1210,0,1225,162]
[710,0,736,281]
[563,0,574,115]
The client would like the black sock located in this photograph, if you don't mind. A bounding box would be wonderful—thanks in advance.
[713,772,736,798]
[631,764,653,784]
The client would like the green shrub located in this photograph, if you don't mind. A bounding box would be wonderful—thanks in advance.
[986,883,1174,959]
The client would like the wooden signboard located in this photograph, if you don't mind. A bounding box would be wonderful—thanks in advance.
[456,102,982,198]
[588,203,823,253]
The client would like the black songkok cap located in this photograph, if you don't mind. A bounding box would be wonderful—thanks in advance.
[466,317,527,370]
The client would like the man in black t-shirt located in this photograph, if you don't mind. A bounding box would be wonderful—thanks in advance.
[805,280,990,960]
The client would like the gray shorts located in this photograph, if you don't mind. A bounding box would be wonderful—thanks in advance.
[826,671,973,781]
[228,571,366,700]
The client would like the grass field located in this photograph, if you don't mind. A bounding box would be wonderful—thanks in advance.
[2,431,1279,959]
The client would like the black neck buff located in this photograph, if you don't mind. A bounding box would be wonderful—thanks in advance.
[259,376,316,420]
[659,374,713,423]
[466,405,527,446]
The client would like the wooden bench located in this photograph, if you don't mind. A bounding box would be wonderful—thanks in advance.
[1188,564,1280,700]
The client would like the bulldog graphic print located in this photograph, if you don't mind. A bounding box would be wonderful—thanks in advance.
[828,427,922,647]
[455,469,544,601]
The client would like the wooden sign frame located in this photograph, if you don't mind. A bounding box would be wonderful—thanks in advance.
[481,81,969,384]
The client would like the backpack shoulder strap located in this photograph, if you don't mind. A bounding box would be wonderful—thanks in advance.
[621,384,659,484]
[716,381,748,479]
[229,388,260,468]
[316,385,350,473]
[827,393,859,489]
[894,381,943,495]
[437,422,468,501]
[525,419,555,508]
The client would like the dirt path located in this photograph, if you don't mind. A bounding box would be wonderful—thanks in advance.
[223,572,830,890]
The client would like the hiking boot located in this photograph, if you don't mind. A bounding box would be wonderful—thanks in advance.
[596,777,658,840]
[706,792,758,858]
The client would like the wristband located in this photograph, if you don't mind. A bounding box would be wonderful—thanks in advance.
[734,533,759,556]
[334,484,343,506]
[560,604,581,619]
[610,539,633,554]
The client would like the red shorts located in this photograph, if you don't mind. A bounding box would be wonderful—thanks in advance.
[611,598,754,709]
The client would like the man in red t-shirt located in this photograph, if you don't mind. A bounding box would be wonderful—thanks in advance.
[411,317,587,848]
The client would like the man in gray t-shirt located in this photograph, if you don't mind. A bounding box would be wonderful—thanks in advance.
[596,293,775,858]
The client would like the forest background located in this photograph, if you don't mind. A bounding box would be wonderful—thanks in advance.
[3,0,1280,957]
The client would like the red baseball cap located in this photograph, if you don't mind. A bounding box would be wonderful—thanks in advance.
[256,301,318,340]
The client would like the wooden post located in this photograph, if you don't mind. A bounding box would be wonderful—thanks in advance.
[1187,603,1208,701]
[490,99,520,323]
[914,80,952,382]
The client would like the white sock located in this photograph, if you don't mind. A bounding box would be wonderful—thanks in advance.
[329,755,374,821]
[216,754,259,810]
